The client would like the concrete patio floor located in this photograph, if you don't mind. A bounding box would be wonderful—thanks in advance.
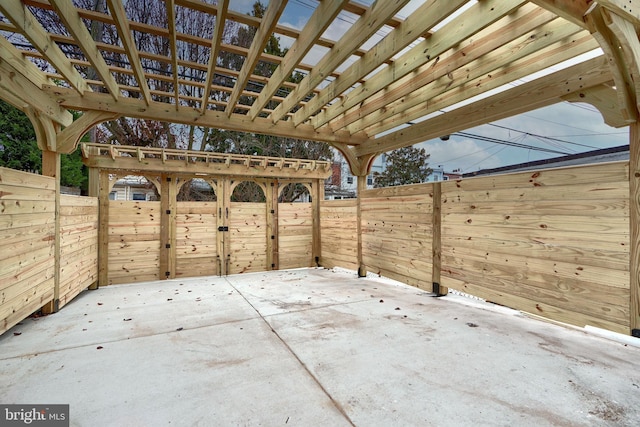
[1,268,639,426]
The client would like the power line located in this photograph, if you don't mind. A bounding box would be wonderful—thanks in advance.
[453,131,571,155]
[486,123,599,150]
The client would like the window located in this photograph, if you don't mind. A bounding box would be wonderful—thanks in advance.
[367,176,373,186]
[132,193,146,201]
[347,176,353,184]
[109,191,116,200]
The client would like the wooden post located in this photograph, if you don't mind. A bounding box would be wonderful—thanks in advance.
[216,178,231,276]
[87,145,100,198]
[630,123,640,337]
[41,150,60,313]
[96,171,110,288]
[266,179,279,270]
[431,182,447,296]
[357,174,367,277]
[311,178,323,266]
[160,173,177,279]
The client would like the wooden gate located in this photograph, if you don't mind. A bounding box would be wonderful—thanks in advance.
[86,144,330,284]
[175,201,218,278]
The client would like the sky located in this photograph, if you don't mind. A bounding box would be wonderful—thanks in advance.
[229,0,630,173]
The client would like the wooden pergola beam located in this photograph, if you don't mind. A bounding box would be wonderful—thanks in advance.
[225,0,286,116]
[0,0,92,95]
[530,0,594,28]
[82,144,332,180]
[598,0,640,26]
[314,0,527,131]
[294,0,468,128]
[248,0,350,120]
[0,37,73,126]
[45,86,367,145]
[268,0,412,124]
[199,0,228,114]
[355,27,598,138]
[106,0,152,105]
[341,7,567,135]
[166,0,180,110]
[356,56,612,156]
[49,0,120,100]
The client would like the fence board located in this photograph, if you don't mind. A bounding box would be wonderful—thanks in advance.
[320,200,358,270]
[278,203,316,269]
[229,202,267,274]
[361,188,434,289]
[58,195,98,308]
[0,167,55,334]
[441,161,630,332]
[108,201,161,285]
[176,201,217,278]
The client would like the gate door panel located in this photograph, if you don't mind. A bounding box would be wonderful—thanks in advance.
[175,201,218,277]
[228,202,268,274]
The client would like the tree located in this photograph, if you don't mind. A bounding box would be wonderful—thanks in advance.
[373,146,432,188]
[26,0,331,200]
[0,99,89,192]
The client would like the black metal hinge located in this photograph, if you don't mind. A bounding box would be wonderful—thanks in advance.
[165,243,171,249]
[218,226,229,232]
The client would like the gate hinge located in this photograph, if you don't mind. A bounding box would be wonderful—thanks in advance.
[165,243,171,249]
[218,226,229,232]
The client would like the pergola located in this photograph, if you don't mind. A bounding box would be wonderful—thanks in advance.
[1,0,639,335]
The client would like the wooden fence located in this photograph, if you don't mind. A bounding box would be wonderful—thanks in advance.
[361,185,435,291]
[229,202,268,274]
[0,167,98,334]
[59,195,98,308]
[278,202,313,269]
[320,199,358,270]
[0,168,56,334]
[1,161,633,335]
[321,161,631,334]
[440,162,630,334]
[108,201,161,285]
[175,201,218,278]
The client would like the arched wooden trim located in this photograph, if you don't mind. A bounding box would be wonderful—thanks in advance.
[25,107,59,151]
[57,111,120,153]
[563,84,630,128]
[358,152,379,177]
[276,181,312,199]
[602,7,640,117]
[332,142,363,176]
[106,172,126,194]
[587,6,637,123]
[230,179,267,197]
[141,174,162,196]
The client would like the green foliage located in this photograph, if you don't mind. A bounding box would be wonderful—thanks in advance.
[0,100,41,173]
[0,99,88,192]
[373,146,432,188]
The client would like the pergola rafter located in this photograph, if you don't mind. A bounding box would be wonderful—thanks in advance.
[3,0,627,162]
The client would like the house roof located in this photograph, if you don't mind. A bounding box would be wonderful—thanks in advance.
[464,144,630,177]
[0,1,637,171]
